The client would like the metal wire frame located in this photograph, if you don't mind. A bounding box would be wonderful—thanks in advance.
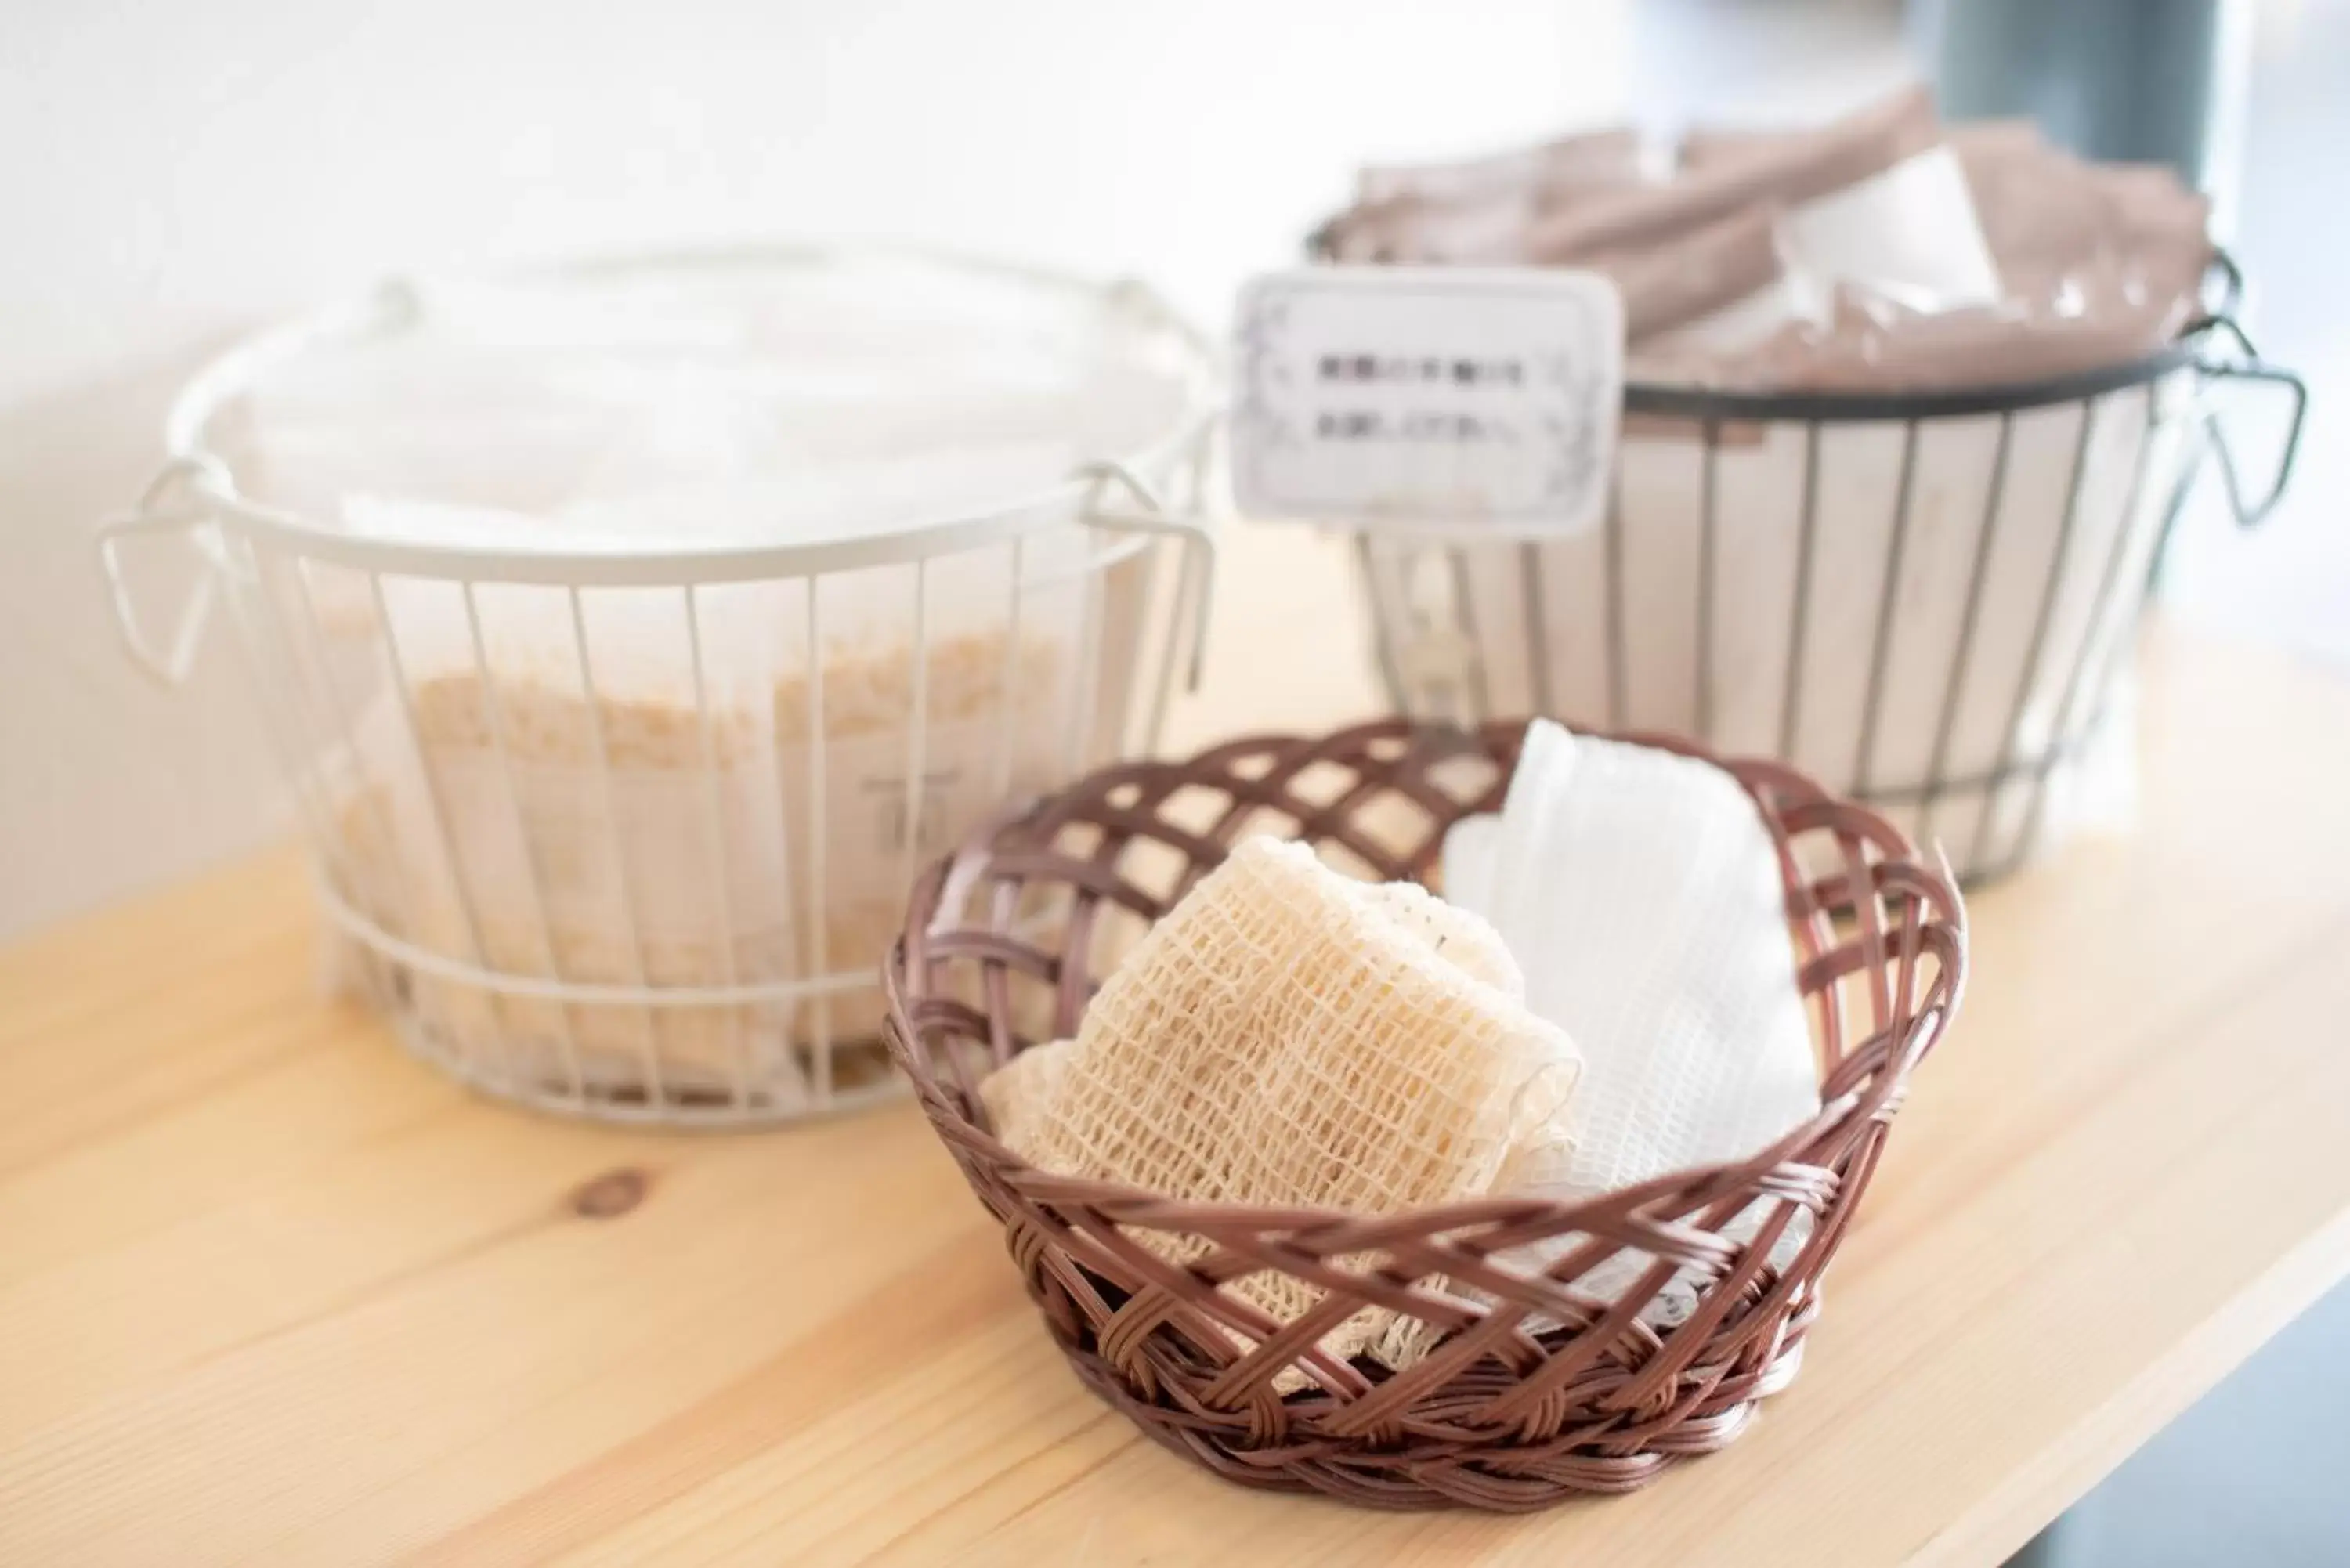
[97,246,1224,1128]
[1354,291,2305,884]
[179,483,1216,1129]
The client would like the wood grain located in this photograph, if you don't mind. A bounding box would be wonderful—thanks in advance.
[5,524,2350,1564]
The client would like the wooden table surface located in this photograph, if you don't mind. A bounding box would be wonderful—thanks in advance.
[8,526,2350,1566]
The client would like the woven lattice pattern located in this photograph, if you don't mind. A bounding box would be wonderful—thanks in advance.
[885,720,1966,1512]
[978,836,1578,1381]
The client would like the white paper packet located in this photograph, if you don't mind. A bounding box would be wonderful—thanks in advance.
[1774,145,2004,315]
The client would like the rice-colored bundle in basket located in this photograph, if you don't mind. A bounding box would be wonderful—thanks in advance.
[329,577,1072,1097]
[771,627,1070,1046]
[329,587,801,1096]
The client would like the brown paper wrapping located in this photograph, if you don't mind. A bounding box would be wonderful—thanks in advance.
[1315,190,1547,266]
[1521,85,1936,263]
[1603,204,1785,341]
[1736,286,2182,391]
[1318,126,1647,266]
[1355,125,1643,206]
[1318,85,2216,392]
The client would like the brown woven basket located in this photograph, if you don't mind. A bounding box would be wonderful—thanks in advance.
[884,718,1966,1511]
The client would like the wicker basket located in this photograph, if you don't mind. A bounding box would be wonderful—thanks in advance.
[884,718,1966,1511]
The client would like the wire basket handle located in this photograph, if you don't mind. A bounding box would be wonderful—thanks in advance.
[1075,458,1219,691]
[95,453,237,688]
[2184,309,2308,529]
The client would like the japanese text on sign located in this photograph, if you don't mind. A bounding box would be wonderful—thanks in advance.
[1231,268,1623,537]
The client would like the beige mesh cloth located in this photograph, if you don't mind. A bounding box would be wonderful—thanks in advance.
[981,836,1582,1382]
[327,601,1073,1096]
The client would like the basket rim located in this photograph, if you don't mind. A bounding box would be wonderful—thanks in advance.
[1619,332,2202,422]
[155,240,1223,587]
[1297,229,2247,423]
[884,716,1968,1244]
[1610,252,2244,421]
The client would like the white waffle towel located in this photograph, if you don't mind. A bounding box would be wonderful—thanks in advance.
[1444,721,1821,1317]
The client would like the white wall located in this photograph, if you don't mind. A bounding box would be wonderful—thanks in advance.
[0,0,1632,935]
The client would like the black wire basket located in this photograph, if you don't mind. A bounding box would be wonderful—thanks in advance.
[1349,257,2305,882]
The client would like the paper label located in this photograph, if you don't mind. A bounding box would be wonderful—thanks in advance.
[1231,267,1622,536]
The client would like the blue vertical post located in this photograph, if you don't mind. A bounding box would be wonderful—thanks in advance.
[1914,0,2234,188]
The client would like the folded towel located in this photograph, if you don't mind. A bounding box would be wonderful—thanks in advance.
[1445,721,1820,1320]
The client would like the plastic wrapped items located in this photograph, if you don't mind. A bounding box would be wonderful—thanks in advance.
[1773,144,2003,312]
[768,599,1080,1049]
[1524,86,1940,269]
[1311,85,2215,392]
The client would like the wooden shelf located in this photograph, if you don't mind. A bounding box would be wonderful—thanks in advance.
[7,526,2350,1563]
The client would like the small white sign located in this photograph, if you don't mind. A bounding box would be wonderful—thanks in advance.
[1231,267,1623,536]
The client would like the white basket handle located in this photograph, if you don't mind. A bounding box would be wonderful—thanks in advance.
[1074,458,1219,692]
[96,454,233,688]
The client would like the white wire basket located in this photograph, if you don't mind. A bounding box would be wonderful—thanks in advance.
[99,244,1221,1127]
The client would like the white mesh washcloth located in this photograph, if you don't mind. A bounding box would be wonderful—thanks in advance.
[1444,721,1822,1321]
[981,835,1582,1382]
